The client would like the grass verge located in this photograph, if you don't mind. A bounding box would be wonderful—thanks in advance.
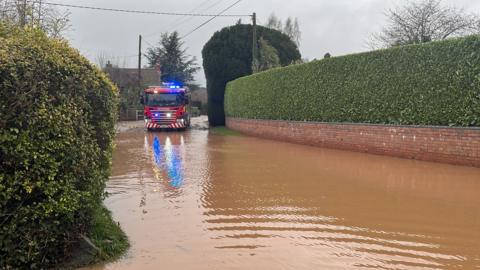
[60,205,129,269]
[210,126,242,136]
[89,205,129,261]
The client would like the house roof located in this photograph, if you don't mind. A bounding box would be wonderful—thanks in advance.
[104,64,160,89]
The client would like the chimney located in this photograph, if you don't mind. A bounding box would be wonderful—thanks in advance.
[106,60,113,69]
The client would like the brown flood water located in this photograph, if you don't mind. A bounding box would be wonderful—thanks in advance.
[87,118,480,270]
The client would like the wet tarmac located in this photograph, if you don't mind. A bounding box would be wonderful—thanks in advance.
[87,117,480,270]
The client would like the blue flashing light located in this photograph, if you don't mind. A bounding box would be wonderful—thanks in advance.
[163,82,182,89]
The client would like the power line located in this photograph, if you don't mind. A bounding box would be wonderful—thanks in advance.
[41,1,250,17]
[142,0,227,39]
[202,0,229,15]
[181,0,243,39]
[36,1,251,65]
[142,38,155,48]
[161,0,218,29]
[171,0,227,33]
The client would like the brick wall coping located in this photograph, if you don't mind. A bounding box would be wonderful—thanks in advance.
[227,117,480,131]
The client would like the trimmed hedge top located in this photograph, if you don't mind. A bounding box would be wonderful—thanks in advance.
[202,24,301,126]
[225,35,480,127]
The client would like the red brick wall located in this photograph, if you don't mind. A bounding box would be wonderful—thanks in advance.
[226,118,480,168]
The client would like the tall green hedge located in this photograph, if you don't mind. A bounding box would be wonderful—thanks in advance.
[0,25,119,268]
[225,35,480,127]
[203,24,301,126]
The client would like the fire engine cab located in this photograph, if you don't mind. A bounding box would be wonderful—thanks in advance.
[141,83,191,131]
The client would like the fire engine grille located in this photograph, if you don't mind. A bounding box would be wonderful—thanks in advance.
[151,110,176,125]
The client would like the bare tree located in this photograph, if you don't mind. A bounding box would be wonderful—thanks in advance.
[42,7,70,39]
[265,13,283,31]
[96,51,111,69]
[371,0,478,48]
[0,0,70,38]
[284,17,293,37]
[292,18,301,46]
[96,51,129,70]
[265,13,302,46]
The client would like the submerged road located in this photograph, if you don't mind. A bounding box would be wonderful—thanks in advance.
[88,116,480,270]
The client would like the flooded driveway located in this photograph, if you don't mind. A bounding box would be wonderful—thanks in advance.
[89,117,480,270]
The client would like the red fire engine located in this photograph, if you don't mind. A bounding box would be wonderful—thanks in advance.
[141,83,191,131]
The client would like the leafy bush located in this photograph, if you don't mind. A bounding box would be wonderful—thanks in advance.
[202,24,301,126]
[0,25,119,268]
[226,35,480,127]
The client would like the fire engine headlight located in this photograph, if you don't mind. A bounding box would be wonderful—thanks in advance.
[145,118,152,123]
[176,119,185,124]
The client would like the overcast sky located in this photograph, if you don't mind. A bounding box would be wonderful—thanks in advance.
[60,0,480,86]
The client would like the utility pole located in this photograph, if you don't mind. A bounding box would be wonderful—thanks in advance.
[138,35,142,92]
[251,12,257,71]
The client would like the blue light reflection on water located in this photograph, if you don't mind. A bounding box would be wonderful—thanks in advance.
[152,135,184,188]
[153,136,162,166]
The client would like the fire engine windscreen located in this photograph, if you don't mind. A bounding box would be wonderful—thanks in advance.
[145,93,184,107]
